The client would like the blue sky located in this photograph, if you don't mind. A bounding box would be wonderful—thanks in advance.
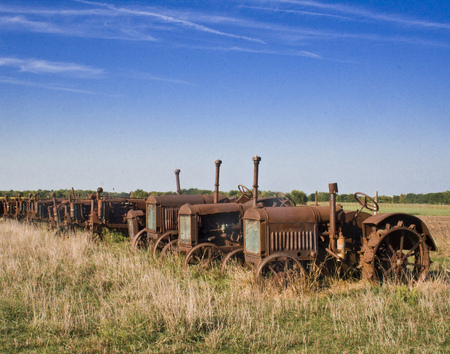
[0,0,449,196]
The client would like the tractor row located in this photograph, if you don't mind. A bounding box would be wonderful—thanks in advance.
[1,156,436,284]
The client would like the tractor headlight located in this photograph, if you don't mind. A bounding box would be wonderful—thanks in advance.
[244,219,260,254]
[147,204,156,231]
[179,215,191,244]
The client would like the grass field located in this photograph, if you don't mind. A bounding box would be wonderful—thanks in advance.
[0,213,448,352]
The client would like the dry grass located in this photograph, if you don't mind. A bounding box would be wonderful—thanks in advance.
[0,217,449,353]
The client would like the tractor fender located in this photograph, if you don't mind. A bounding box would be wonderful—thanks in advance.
[362,213,436,251]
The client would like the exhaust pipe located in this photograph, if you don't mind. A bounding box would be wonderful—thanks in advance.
[252,156,261,207]
[214,160,222,203]
[174,169,181,195]
[328,183,338,253]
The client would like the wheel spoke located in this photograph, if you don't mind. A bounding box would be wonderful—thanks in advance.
[405,242,421,258]
[268,265,277,276]
[399,234,404,253]
[382,266,394,277]
[384,237,396,255]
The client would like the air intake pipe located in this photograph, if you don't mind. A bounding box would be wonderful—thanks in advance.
[214,160,222,204]
[328,183,338,253]
[174,169,181,195]
[253,156,261,207]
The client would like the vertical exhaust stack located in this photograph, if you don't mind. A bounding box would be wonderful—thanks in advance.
[328,183,338,252]
[174,169,181,195]
[214,160,222,204]
[96,187,104,220]
[97,187,103,200]
[252,156,261,207]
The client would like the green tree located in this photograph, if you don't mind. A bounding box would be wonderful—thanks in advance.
[289,190,307,205]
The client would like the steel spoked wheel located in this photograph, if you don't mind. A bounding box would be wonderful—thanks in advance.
[220,248,247,276]
[255,253,306,286]
[152,232,178,260]
[130,229,149,251]
[160,239,179,260]
[372,227,430,283]
[183,243,224,270]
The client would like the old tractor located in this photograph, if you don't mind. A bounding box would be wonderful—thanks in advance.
[2,196,15,219]
[51,189,94,234]
[27,193,63,225]
[88,187,146,239]
[242,183,436,284]
[1,194,32,220]
[177,156,296,270]
[128,162,230,258]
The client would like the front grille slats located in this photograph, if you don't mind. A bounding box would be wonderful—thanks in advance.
[269,230,316,252]
[164,208,179,232]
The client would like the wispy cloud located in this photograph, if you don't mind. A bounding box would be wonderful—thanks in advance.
[0,15,64,34]
[76,0,265,44]
[0,75,96,94]
[0,57,104,76]
[241,5,353,21]
[192,45,322,59]
[268,0,450,30]
[0,2,265,44]
[126,71,192,85]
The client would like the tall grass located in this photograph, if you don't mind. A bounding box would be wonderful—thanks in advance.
[0,218,449,352]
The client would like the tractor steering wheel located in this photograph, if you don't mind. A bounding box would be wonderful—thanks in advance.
[275,192,296,207]
[354,192,379,212]
[238,185,252,199]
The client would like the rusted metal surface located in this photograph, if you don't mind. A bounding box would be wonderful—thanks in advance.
[243,182,436,284]
[51,192,94,234]
[179,156,297,269]
[128,163,230,257]
[89,187,146,237]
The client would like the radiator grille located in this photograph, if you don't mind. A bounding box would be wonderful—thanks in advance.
[269,230,317,252]
[164,208,179,232]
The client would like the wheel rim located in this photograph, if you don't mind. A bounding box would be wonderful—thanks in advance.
[130,229,148,251]
[152,232,177,260]
[160,239,179,260]
[184,243,224,269]
[220,248,246,275]
[256,253,305,286]
[372,227,429,283]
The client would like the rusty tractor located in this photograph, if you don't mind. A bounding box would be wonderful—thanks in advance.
[177,156,296,270]
[88,187,146,239]
[2,194,31,220]
[2,196,15,219]
[51,189,94,234]
[128,162,230,258]
[28,193,63,225]
[242,183,437,284]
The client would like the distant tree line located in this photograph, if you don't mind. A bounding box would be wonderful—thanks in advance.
[1,189,449,205]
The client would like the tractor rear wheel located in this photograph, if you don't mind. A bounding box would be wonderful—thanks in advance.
[363,222,430,283]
